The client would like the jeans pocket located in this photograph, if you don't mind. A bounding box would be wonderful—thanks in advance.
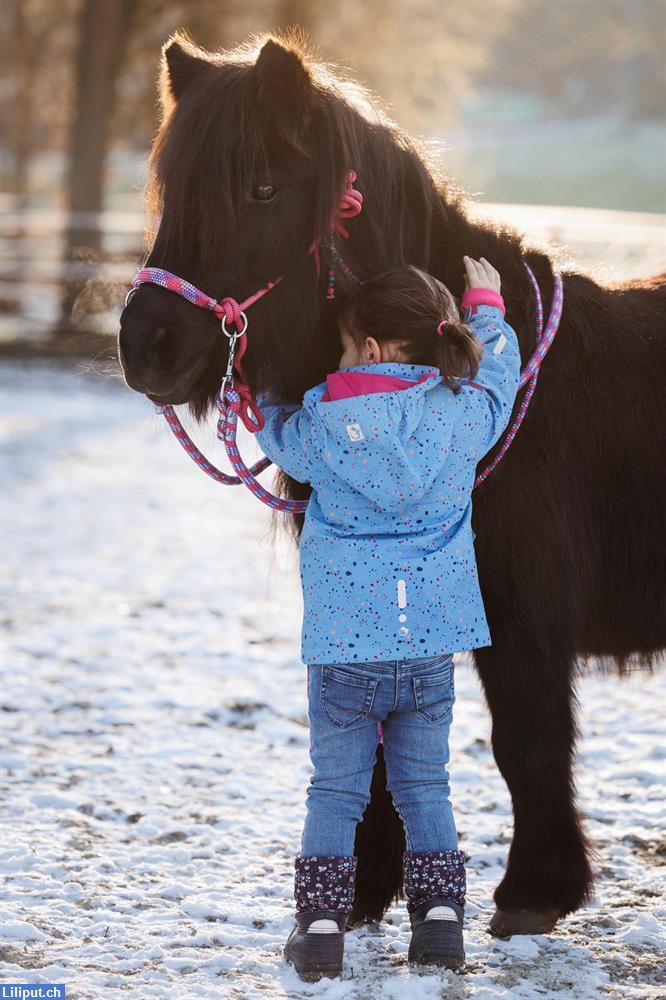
[321,666,378,730]
[412,660,455,723]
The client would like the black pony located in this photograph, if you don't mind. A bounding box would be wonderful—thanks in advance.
[118,34,666,936]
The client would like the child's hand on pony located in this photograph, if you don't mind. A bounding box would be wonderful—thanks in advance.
[463,256,501,292]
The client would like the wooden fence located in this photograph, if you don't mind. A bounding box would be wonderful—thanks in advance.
[0,204,663,341]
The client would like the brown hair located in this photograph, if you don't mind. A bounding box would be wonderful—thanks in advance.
[338,266,483,392]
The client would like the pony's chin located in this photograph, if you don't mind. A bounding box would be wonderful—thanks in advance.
[147,391,189,406]
[143,356,214,407]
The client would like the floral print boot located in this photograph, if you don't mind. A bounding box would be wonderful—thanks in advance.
[284,854,357,982]
[403,849,466,968]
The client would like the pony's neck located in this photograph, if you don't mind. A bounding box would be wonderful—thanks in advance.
[415,179,552,354]
[425,186,516,294]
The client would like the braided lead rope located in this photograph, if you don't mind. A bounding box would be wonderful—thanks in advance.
[524,262,544,336]
[219,387,309,512]
[473,267,563,487]
[203,263,562,510]
[152,263,562,509]
[519,267,563,385]
[160,403,272,486]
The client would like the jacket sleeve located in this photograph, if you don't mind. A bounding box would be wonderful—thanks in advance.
[465,305,522,452]
[310,393,441,512]
[253,388,314,484]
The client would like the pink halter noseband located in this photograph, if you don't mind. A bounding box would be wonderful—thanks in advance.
[126,169,563,513]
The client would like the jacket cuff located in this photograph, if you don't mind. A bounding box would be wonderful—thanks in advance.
[461,287,505,315]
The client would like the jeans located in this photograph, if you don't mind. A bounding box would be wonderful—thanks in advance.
[301,652,458,857]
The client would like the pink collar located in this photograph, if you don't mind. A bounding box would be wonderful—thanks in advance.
[321,370,438,402]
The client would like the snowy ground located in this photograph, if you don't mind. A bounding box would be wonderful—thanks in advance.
[1,361,664,999]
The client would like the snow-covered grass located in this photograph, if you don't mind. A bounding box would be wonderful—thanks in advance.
[1,362,664,999]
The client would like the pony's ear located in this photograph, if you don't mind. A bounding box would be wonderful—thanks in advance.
[161,37,210,103]
[253,39,315,140]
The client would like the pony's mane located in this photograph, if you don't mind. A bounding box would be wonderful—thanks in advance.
[146,32,462,276]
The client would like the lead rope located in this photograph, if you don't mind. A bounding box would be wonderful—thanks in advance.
[473,267,563,487]
[144,262,562,509]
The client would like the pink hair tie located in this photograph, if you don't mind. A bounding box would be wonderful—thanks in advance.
[437,319,451,336]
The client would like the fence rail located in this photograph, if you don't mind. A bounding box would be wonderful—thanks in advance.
[1,204,664,341]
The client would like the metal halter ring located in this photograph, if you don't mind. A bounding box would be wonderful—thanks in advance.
[124,287,137,307]
[220,311,248,338]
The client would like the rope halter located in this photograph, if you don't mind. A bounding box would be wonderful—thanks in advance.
[126,170,363,434]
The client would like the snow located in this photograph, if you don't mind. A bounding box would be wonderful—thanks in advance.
[1,361,664,999]
[0,920,47,943]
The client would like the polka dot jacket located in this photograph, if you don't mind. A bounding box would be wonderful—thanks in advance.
[255,305,521,665]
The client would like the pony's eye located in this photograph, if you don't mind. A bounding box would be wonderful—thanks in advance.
[252,183,277,202]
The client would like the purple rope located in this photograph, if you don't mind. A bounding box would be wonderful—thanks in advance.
[157,403,272,486]
[474,266,563,487]
[132,268,219,313]
[521,264,556,384]
[218,388,311,512]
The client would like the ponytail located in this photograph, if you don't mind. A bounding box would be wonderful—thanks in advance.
[435,319,483,393]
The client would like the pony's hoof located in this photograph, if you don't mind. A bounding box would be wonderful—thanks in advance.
[489,907,560,937]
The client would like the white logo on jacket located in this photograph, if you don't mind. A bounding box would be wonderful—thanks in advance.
[493,333,507,355]
[346,423,365,441]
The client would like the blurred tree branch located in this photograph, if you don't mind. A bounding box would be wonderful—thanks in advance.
[0,0,78,204]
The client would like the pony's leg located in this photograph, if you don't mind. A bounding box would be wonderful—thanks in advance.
[474,631,593,936]
[349,744,405,927]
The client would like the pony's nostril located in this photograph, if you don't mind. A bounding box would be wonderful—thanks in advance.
[148,324,180,363]
[152,325,173,347]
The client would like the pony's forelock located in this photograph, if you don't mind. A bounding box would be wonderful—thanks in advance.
[146,32,450,274]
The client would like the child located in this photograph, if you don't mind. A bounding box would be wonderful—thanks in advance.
[255,257,520,981]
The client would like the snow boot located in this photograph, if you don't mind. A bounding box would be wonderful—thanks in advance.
[403,849,466,969]
[284,854,356,982]
[284,908,349,982]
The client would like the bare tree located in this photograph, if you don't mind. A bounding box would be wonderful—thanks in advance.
[57,0,135,335]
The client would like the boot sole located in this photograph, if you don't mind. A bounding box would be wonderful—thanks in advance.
[284,933,344,981]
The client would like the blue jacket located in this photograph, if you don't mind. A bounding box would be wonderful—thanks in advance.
[255,305,521,664]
